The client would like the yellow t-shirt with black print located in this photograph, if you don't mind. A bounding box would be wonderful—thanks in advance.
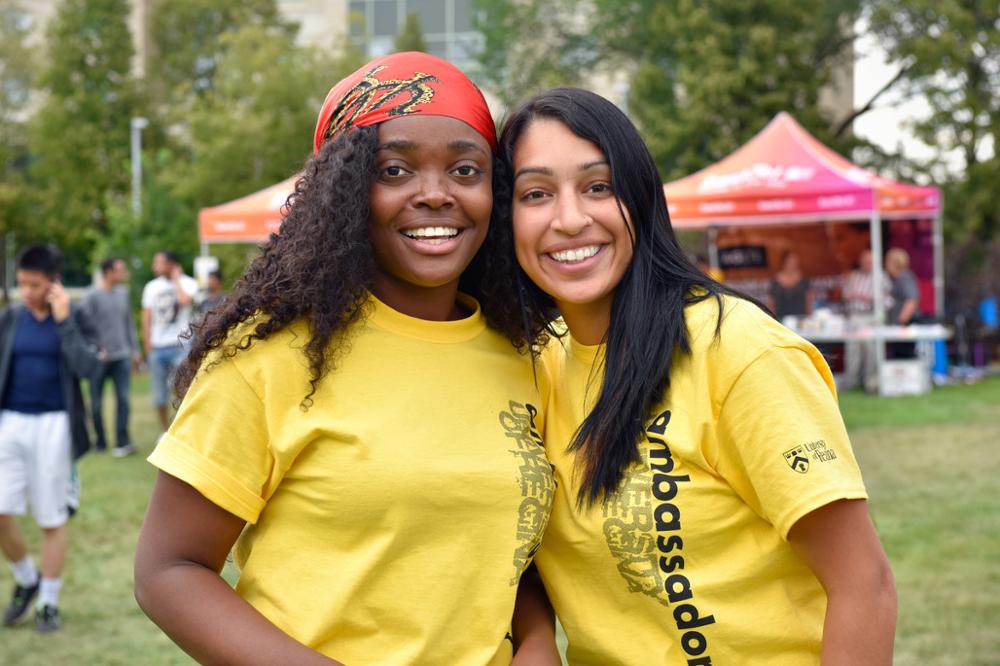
[535,295,868,665]
[149,294,554,665]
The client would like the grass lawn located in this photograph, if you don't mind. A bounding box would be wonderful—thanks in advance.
[1,373,997,665]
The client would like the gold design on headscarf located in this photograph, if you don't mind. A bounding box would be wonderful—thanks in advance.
[324,66,438,143]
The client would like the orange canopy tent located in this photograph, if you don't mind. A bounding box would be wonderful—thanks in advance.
[197,175,299,249]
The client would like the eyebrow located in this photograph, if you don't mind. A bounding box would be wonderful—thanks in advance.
[376,139,489,157]
[513,159,610,182]
[448,139,489,156]
[377,139,419,152]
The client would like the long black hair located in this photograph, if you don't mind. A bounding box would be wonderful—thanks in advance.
[492,88,753,507]
[175,124,529,406]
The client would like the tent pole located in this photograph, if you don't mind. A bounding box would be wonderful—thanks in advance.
[707,226,719,269]
[932,211,945,318]
[200,241,209,257]
[870,211,885,393]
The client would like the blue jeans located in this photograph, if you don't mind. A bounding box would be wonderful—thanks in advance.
[149,345,186,408]
[89,358,132,450]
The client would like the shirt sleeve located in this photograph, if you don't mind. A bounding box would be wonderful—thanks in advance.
[715,344,868,539]
[148,355,274,523]
[141,281,154,309]
[182,275,199,298]
[902,272,920,301]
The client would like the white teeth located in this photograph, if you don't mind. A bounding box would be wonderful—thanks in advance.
[402,226,460,239]
[549,245,600,263]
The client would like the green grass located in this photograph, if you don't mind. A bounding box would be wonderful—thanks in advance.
[0,375,997,664]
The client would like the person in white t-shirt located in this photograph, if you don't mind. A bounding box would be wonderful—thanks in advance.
[141,251,198,432]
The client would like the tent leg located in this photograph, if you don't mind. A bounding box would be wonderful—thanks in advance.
[932,212,945,318]
[870,212,885,394]
[707,226,719,270]
[200,241,209,257]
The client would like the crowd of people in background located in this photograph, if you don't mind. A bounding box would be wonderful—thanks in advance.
[0,243,224,634]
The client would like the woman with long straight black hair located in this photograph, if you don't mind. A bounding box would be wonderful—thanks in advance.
[487,88,897,665]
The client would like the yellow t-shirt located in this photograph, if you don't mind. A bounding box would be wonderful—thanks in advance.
[535,295,868,665]
[149,294,555,665]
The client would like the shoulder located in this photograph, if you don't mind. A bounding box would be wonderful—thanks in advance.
[181,274,199,293]
[0,305,20,331]
[203,316,310,384]
[141,278,161,297]
[686,293,819,369]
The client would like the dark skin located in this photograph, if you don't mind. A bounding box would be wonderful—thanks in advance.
[135,474,341,666]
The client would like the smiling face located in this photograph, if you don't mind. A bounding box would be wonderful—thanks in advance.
[368,115,492,317]
[511,118,633,341]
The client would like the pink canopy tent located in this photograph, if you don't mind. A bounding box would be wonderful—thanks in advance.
[664,111,940,225]
[662,111,944,320]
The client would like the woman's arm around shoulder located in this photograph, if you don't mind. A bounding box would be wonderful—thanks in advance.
[788,499,897,666]
[134,471,343,666]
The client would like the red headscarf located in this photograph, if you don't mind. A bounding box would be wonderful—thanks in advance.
[313,52,496,153]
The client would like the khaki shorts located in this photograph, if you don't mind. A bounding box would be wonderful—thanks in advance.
[0,410,74,528]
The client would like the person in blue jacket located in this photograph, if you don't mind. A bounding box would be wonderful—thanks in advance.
[0,244,97,633]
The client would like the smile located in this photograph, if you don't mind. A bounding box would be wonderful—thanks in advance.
[401,226,462,245]
[548,245,601,264]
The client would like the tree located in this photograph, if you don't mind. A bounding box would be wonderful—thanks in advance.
[146,0,288,103]
[395,12,428,53]
[473,0,595,107]
[142,21,363,283]
[866,0,1000,312]
[162,23,360,209]
[0,0,35,299]
[0,1,34,227]
[473,0,861,173]
[26,0,138,264]
[592,0,862,179]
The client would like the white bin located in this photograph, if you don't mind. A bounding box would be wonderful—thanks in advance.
[879,359,931,396]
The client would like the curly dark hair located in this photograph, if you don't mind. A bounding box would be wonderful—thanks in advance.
[174,124,529,406]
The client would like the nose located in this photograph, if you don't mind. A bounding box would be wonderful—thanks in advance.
[412,172,455,210]
[551,190,590,235]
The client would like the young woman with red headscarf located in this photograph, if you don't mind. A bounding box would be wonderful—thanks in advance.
[134,53,559,665]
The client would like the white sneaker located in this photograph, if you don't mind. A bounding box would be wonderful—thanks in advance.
[111,443,137,458]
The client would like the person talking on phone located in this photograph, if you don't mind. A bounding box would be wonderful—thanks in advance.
[0,244,98,633]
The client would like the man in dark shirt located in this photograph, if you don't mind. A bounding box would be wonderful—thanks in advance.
[885,248,920,325]
[885,247,921,360]
[0,245,97,633]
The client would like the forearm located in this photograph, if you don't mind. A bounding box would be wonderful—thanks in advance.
[510,566,560,664]
[898,299,918,324]
[135,562,342,666]
[820,580,897,666]
[142,310,152,354]
[788,500,897,666]
[175,281,195,306]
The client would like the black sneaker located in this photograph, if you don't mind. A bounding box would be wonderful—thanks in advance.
[3,581,39,625]
[35,604,60,632]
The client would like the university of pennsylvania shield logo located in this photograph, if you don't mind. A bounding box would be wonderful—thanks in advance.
[783,446,810,473]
